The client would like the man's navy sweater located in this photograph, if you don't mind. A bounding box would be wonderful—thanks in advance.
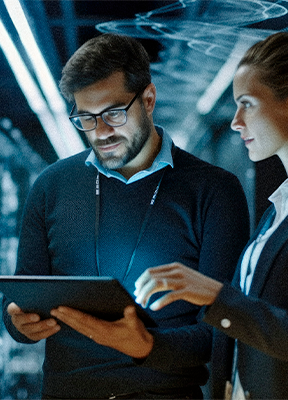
[3,146,250,399]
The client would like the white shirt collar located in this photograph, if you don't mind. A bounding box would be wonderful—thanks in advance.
[268,178,288,224]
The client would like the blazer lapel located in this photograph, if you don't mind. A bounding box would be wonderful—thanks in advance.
[232,206,275,289]
[249,213,288,296]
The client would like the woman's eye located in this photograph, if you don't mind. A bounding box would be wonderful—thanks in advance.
[242,101,251,109]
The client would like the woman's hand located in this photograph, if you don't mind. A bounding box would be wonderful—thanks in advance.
[134,262,223,310]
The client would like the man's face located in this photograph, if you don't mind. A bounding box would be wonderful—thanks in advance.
[74,72,153,171]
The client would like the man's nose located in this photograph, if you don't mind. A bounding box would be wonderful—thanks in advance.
[93,117,115,139]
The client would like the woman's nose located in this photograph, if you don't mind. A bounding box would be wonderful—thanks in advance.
[230,109,244,132]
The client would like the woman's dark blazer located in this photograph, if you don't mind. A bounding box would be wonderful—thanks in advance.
[203,205,288,399]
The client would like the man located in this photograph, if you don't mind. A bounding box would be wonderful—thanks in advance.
[3,33,250,399]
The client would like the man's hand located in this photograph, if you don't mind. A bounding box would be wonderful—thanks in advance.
[7,302,61,341]
[50,305,154,359]
[134,262,223,310]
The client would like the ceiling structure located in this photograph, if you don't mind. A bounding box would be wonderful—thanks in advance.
[1,0,288,167]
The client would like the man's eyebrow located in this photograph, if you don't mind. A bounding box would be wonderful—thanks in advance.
[76,101,126,115]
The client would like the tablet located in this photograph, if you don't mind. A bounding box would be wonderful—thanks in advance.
[0,276,157,327]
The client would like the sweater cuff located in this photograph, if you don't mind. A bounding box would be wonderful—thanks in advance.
[132,329,175,371]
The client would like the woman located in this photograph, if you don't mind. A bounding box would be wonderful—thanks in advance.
[134,32,288,400]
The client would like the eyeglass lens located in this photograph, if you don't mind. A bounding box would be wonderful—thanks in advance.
[72,110,127,131]
[70,88,144,132]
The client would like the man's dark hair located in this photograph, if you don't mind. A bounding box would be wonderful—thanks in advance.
[59,33,151,102]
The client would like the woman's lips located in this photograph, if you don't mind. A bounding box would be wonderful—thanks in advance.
[243,137,254,146]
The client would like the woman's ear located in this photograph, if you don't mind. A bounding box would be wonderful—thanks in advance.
[142,83,156,115]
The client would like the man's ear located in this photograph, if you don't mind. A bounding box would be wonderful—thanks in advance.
[142,83,156,115]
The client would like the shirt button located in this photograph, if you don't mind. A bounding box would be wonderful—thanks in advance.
[221,318,231,328]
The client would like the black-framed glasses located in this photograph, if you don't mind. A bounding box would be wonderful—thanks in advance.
[69,89,145,132]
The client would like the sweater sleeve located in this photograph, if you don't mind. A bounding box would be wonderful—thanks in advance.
[136,172,250,372]
[2,176,51,343]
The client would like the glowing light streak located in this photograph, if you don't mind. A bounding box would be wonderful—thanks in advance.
[3,0,85,157]
[0,20,72,159]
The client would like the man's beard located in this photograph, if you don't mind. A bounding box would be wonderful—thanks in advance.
[92,106,152,171]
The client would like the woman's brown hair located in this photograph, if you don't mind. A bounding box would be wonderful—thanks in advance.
[238,32,288,100]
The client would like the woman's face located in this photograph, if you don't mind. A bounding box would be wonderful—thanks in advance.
[231,65,288,163]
